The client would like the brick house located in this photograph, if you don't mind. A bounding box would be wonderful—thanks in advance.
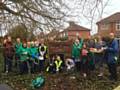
[59,21,90,40]
[46,30,60,40]
[96,12,120,38]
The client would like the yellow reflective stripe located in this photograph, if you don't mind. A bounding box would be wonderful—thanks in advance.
[39,46,47,51]
[46,67,49,72]
[55,60,62,69]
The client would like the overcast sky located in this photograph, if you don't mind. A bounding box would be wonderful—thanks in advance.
[65,0,120,35]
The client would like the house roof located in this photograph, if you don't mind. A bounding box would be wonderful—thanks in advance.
[97,12,120,24]
[64,21,90,31]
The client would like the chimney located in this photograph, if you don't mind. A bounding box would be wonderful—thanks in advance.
[69,21,75,26]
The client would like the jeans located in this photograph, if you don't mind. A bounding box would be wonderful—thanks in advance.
[4,57,13,73]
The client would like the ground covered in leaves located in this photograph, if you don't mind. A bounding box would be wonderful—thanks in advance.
[1,70,120,90]
[0,54,120,90]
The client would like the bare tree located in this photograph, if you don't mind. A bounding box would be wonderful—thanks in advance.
[0,0,70,34]
[0,0,110,35]
[64,0,110,34]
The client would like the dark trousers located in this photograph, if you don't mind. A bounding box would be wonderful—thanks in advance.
[108,63,117,80]
[19,61,28,74]
[15,54,20,67]
[48,65,56,73]
[75,61,81,71]
[73,58,81,71]
[29,60,35,73]
[81,56,88,74]
[4,57,13,73]
[39,60,45,72]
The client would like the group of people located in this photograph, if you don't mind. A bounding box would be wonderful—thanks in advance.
[2,32,119,81]
[3,35,66,75]
[71,33,119,81]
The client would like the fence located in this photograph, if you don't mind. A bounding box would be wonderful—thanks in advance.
[47,40,73,59]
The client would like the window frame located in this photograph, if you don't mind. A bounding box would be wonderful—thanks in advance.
[100,23,109,30]
[116,21,120,31]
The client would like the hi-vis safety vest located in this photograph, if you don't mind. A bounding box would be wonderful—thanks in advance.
[39,46,47,52]
[38,45,48,59]
[55,59,63,71]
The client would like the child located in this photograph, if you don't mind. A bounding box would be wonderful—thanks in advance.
[46,55,56,73]
[28,41,39,73]
[19,41,29,74]
[81,43,89,77]
[38,43,47,72]
[54,55,63,73]
[65,58,75,71]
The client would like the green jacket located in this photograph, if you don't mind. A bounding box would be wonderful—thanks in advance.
[72,39,83,59]
[15,42,22,55]
[29,46,38,56]
[19,46,29,62]
[28,46,39,60]
[88,51,94,65]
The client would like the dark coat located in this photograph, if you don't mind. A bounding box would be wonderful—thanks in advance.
[3,41,14,58]
[106,39,119,64]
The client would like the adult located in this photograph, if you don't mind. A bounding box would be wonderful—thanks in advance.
[94,36,105,77]
[72,37,83,71]
[3,36,14,73]
[105,33,119,81]
[15,37,22,68]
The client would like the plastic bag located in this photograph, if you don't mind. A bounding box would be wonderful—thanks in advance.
[31,75,45,89]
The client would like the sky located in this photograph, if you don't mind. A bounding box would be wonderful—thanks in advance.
[103,0,120,17]
[1,0,120,36]
[65,0,120,35]
[90,0,120,34]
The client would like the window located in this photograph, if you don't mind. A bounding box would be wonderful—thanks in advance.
[116,22,120,30]
[100,23,109,30]
[76,32,79,36]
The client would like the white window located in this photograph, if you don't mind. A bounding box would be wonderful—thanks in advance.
[116,22,120,30]
[100,23,109,30]
[76,32,79,36]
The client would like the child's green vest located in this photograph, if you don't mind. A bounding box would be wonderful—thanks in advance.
[19,46,29,62]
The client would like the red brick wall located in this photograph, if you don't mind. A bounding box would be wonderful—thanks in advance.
[68,30,90,39]
[98,22,120,37]
[97,23,116,37]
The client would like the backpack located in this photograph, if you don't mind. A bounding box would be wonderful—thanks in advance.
[31,75,45,89]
